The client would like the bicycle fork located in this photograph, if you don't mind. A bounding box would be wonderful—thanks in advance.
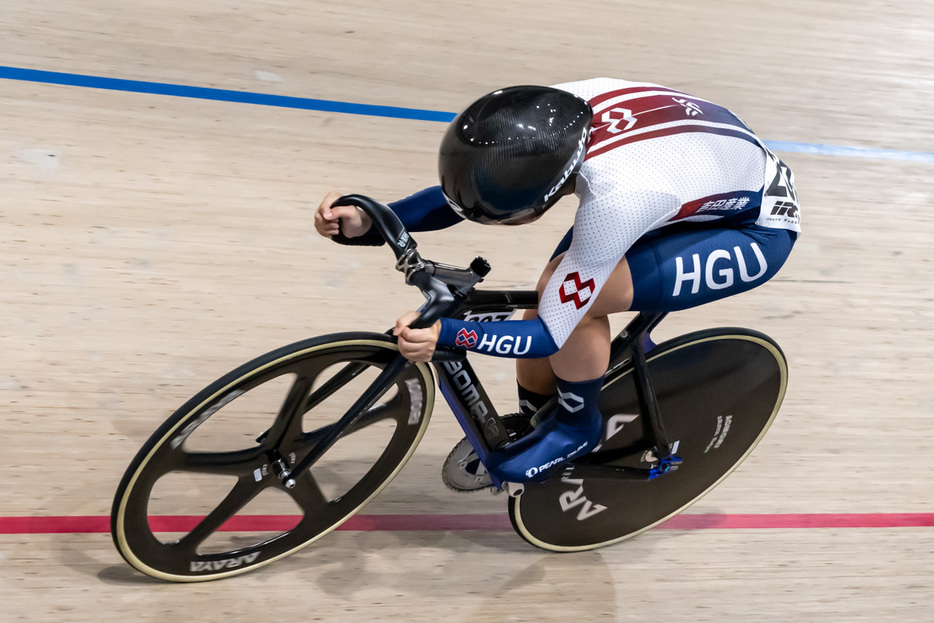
[277,354,412,488]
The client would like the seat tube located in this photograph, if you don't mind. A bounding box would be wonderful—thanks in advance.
[630,338,674,457]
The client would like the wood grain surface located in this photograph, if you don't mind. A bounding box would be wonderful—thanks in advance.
[1,1,932,620]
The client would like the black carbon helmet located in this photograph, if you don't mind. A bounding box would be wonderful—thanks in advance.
[438,86,592,225]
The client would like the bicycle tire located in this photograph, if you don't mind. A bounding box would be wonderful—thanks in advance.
[508,328,787,551]
[111,332,434,581]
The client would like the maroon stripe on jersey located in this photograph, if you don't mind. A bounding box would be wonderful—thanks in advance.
[587,85,687,110]
[588,95,751,149]
[586,124,760,160]
[589,94,680,137]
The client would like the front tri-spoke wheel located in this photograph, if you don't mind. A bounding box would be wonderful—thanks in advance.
[111,333,434,581]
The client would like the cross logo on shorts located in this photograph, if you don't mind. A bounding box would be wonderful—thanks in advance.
[558,272,595,309]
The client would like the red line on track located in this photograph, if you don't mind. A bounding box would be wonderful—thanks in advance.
[2,513,934,535]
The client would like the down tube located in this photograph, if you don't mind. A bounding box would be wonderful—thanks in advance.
[433,358,509,487]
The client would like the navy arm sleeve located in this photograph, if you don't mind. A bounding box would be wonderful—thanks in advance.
[333,186,462,246]
[437,317,560,359]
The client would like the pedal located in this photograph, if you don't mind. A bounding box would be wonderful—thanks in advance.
[504,482,525,498]
[648,454,683,480]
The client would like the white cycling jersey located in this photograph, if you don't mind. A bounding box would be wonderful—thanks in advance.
[536,78,801,347]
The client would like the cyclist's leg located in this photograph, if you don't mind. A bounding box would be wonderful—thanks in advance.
[516,251,570,392]
[500,223,795,482]
[549,255,633,382]
[625,223,796,312]
[514,227,580,394]
[496,235,627,482]
[516,227,633,389]
[518,223,796,392]
[552,223,797,377]
[515,255,563,395]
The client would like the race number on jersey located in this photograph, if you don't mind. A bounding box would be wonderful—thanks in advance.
[757,151,801,233]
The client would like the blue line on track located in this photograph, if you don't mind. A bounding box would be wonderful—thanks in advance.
[3,65,933,164]
[764,140,934,163]
[0,65,455,123]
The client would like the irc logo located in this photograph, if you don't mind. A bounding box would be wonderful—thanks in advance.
[771,201,799,220]
[673,242,768,297]
[559,272,595,309]
[455,328,478,348]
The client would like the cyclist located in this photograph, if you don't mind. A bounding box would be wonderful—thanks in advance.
[314,78,800,488]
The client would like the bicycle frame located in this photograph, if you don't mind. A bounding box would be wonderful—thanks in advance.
[111,193,787,579]
[284,291,678,491]
[282,195,682,490]
[433,298,678,489]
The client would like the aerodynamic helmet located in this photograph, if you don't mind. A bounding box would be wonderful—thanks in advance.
[438,86,592,225]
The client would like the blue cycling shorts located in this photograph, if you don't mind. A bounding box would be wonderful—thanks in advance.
[551,223,796,313]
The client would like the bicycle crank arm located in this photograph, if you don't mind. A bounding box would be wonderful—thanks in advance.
[562,451,684,483]
[558,463,657,482]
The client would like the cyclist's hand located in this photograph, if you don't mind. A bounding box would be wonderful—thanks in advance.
[314,191,373,239]
[393,311,441,362]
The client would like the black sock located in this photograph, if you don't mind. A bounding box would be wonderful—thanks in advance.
[516,383,554,418]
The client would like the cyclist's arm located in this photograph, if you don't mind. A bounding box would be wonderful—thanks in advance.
[438,316,560,358]
[334,186,462,246]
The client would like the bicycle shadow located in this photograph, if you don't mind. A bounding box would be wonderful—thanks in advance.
[262,528,620,613]
[53,506,679,623]
[66,465,678,603]
[48,531,165,586]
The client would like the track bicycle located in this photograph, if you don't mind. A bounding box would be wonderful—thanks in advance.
[111,194,788,581]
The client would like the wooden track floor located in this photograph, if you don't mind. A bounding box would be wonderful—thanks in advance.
[2,1,932,620]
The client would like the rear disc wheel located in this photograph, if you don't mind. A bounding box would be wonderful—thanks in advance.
[509,329,787,551]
